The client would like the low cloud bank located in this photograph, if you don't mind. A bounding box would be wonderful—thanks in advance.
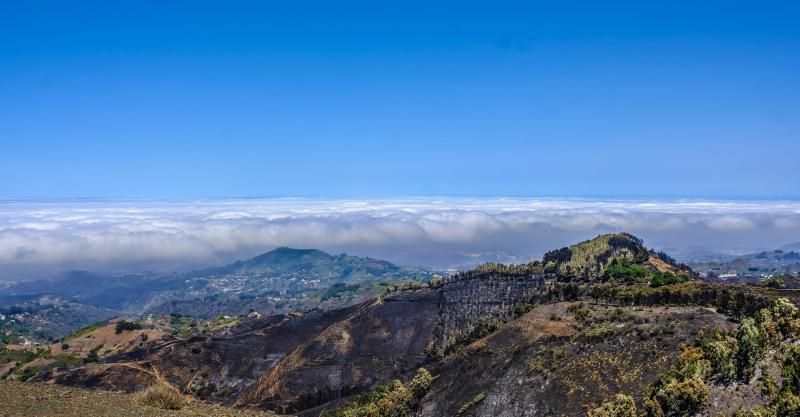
[1,198,799,278]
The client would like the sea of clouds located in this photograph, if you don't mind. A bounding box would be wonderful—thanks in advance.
[1,198,799,278]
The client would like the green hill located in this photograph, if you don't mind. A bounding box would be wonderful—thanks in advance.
[543,232,693,283]
[203,247,413,283]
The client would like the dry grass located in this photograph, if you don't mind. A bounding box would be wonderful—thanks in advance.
[136,383,186,410]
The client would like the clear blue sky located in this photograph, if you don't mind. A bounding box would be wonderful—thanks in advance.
[1,1,798,199]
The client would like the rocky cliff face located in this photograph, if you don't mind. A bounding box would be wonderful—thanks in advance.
[433,268,546,354]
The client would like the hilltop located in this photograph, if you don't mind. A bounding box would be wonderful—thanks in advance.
[198,247,420,285]
[543,232,694,282]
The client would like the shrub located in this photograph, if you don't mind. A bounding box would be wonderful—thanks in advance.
[333,368,432,417]
[84,344,103,363]
[653,377,709,416]
[701,335,738,383]
[584,322,616,340]
[589,394,638,417]
[567,302,590,321]
[604,259,649,284]
[650,271,686,288]
[16,366,38,382]
[777,392,800,417]
[115,320,143,334]
[760,373,779,401]
[781,345,800,394]
[136,383,185,410]
[734,406,780,417]
[643,397,665,417]
[528,348,564,374]
[408,368,432,400]
[735,317,766,382]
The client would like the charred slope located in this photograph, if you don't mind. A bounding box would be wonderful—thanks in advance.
[51,307,357,395]
[50,289,440,414]
[236,289,440,413]
[419,302,736,417]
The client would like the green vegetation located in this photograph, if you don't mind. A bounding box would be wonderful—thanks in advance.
[700,334,737,383]
[170,313,199,338]
[545,233,651,280]
[602,258,687,287]
[650,376,709,416]
[331,368,432,417]
[527,347,566,374]
[512,303,538,317]
[0,347,37,368]
[136,383,185,410]
[49,354,81,369]
[583,321,618,340]
[114,320,143,334]
[589,394,638,417]
[319,283,361,302]
[85,344,104,363]
[650,271,687,287]
[567,302,590,321]
[472,262,543,276]
[16,365,38,382]
[603,259,650,284]
[641,297,800,416]
[67,321,107,339]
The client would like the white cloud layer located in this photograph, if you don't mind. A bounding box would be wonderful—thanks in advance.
[1,198,799,278]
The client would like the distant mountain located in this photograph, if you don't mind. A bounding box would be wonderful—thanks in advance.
[781,241,800,252]
[150,247,433,318]
[0,248,434,338]
[198,247,411,282]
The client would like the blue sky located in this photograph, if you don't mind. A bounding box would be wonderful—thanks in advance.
[1,1,798,199]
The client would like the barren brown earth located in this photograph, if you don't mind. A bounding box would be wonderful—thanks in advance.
[0,380,281,417]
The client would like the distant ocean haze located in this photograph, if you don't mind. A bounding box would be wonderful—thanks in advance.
[0,197,799,279]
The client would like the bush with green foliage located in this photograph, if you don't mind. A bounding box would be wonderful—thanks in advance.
[589,394,638,417]
[736,317,766,382]
[603,259,650,284]
[332,368,432,417]
[84,344,103,363]
[777,393,800,417]
[652,377,709,416]
[700,335,738,383]
[114,319,143,334]
[650,271,687,288]
[642,297,800,416]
